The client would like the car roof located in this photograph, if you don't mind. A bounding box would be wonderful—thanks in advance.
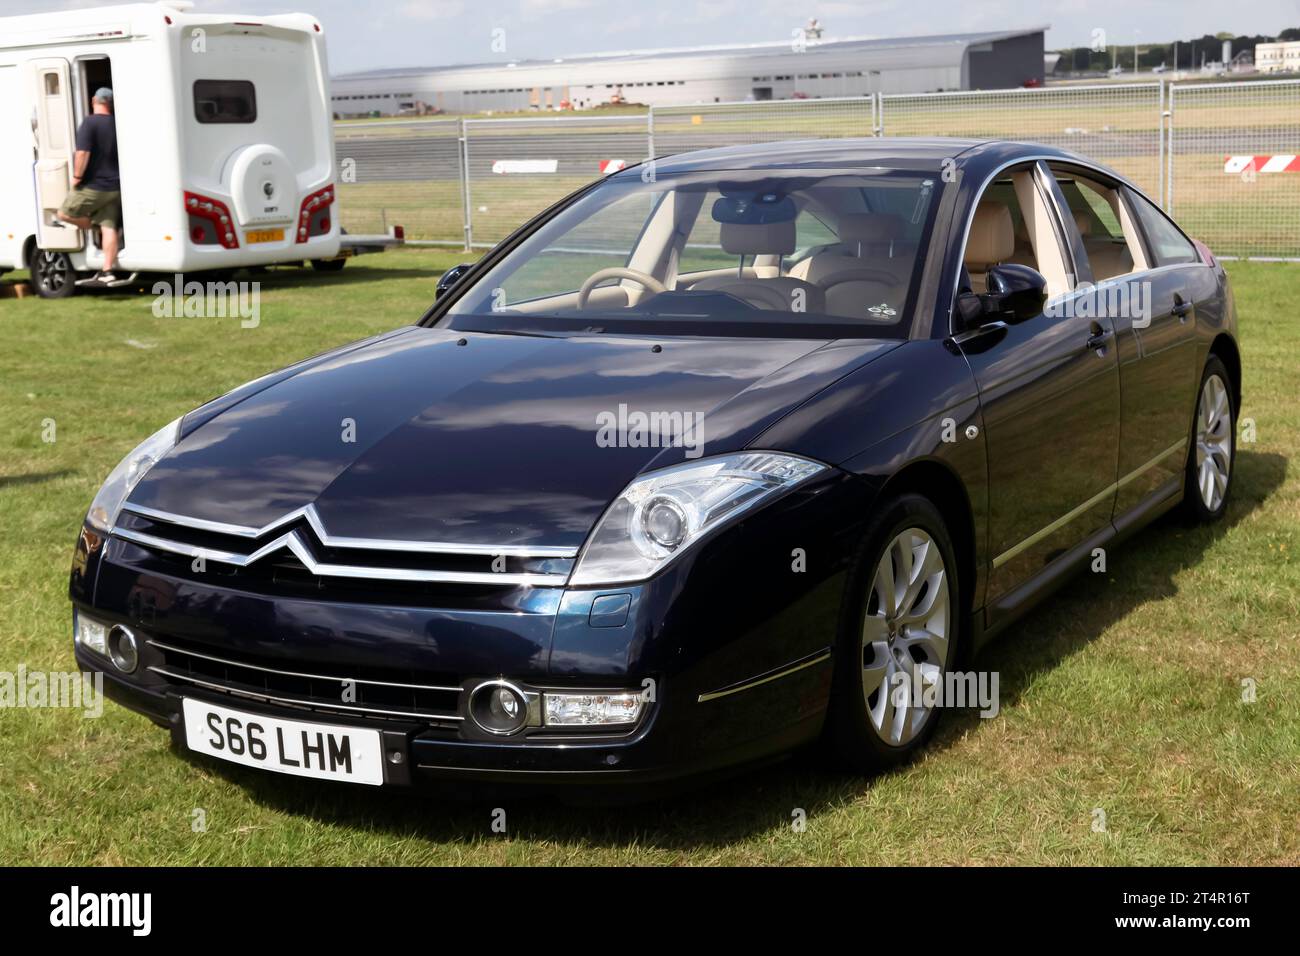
[642,137,1100,177]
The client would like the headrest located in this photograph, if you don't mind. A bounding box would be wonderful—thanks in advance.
[965,202,1014,267]
[838,212,904,244]
[1073,209,1092,236]
[720,220,796,256]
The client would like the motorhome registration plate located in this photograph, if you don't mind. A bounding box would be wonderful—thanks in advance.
[246,229,285,244]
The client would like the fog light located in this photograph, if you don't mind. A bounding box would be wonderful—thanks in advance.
[73,610,108,656]
[468,680,531,735]
[543,691,643,727]
[108,625,139,674]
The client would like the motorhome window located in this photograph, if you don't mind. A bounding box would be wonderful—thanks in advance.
[193,80,257,124]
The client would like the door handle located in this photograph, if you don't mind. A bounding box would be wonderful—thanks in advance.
[1172,296,1193,320]
[1086,326,1113,352]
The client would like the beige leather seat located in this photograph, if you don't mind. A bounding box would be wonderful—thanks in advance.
[791,213,910,319]
[691,220,826,314]
[963,201,1015,292]
[1074,210,1133,281]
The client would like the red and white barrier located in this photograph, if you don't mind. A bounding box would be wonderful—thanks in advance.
[599,159,627,175]
[1224,155,1300,174]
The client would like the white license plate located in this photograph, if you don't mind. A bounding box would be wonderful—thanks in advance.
[181,698,385,786]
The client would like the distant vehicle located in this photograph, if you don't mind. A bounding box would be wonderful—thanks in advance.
[1107,65,1125,76]
[0,1,348,298]
[1152,63,1167,74]
[71,139,1240,790]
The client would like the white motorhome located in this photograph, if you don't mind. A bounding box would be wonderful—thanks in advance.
[0,1,343,297]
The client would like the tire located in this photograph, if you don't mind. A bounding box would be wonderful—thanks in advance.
[825,492,962,773]
[1182,354,1236,523]
[311,258,346,272]
[32,250,77,299]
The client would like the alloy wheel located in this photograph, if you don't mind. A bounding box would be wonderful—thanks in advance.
[1195,373,1232,512]
[34,251,72,296]
[861,527,951,746]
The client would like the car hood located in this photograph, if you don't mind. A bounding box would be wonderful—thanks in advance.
[129,326,898,550]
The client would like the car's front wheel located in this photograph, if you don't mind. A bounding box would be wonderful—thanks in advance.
[1183,355,1236,523]
[826,493,960,772]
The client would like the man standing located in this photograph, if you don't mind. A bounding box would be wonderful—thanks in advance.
[57,87,123,287]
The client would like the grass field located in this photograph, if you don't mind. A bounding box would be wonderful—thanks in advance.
[0,249,1297,865]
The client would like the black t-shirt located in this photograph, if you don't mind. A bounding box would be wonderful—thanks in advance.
[75,113,119,191]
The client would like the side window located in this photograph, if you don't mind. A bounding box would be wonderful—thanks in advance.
[961,165,1070,299]
[677,191,733,275]
[793,209,837,257]
[193,80,257,124]
[1049,166,1145,282]
[1126,189,1199,266]
[496,190,656,303]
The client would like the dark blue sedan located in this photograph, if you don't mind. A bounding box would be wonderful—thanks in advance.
[70,138,1239,791]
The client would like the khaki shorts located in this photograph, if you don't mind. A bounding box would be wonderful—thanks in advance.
[59,187,122,229]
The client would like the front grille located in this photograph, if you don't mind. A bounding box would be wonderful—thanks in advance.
[147,637,464,728]
[110,503,575,600]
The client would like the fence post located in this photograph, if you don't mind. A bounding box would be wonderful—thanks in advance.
[1164,84,1175,212]
[459,118,473,252]
[874,92,884,136]
[647,108,656,160]
[1157,79,1165,212]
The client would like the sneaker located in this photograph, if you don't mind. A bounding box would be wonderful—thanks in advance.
[75,270,120,287]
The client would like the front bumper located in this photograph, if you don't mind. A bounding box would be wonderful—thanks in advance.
[68,471,867,789]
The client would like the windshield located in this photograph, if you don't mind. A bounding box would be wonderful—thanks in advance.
[441,167,941,338]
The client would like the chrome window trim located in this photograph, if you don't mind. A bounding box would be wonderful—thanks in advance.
[149,666,465,722]
[947,152,1159,338]
[146,639,464,693]
[114,525,569,587]
[990,437,1187,570]
[120,501,578,559]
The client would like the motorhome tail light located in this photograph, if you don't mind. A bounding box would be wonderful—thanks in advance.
[392,225,405,240]
[184,192,239,249]
[296,185,335,243]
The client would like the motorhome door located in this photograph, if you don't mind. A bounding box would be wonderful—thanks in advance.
[30,58,81,251]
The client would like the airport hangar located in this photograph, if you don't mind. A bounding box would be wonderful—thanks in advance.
[330,26,1047,117]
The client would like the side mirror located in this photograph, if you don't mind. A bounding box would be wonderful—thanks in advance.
[956,263,1048,328]
[435,262,473,299]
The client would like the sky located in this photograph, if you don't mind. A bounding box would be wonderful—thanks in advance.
[4,0,1299,74]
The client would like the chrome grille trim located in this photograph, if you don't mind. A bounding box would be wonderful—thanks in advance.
[147,666,465,723]
[113,525,569,586]
[145,639,463,693]
[120,501,578,558]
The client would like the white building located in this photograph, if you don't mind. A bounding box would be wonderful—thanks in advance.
[330,27,1047,117]
[1255,40,1300,73]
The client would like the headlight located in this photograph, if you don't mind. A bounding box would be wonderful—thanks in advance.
[85,417,182,533]
[570,452,827,586]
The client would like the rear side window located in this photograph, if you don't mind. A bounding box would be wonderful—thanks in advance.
[1127,189,1199,266]
[193,80,256,124]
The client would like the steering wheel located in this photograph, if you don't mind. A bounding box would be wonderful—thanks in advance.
[576,267,667,309]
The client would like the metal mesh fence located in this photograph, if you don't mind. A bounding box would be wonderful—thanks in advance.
[330,81,1300,259]
[650,96,875,156]
[880,83,1165,199]
[463,115,652,247]
[1168,79,1300,259]
[333,118,464,243]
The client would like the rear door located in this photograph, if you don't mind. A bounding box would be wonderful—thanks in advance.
[29,58,81,251]
[1046,163,1199,518]
[953,162,1121,614]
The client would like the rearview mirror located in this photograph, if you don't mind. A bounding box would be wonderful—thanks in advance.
[436,262,473,299]
[956,263,1048,328]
